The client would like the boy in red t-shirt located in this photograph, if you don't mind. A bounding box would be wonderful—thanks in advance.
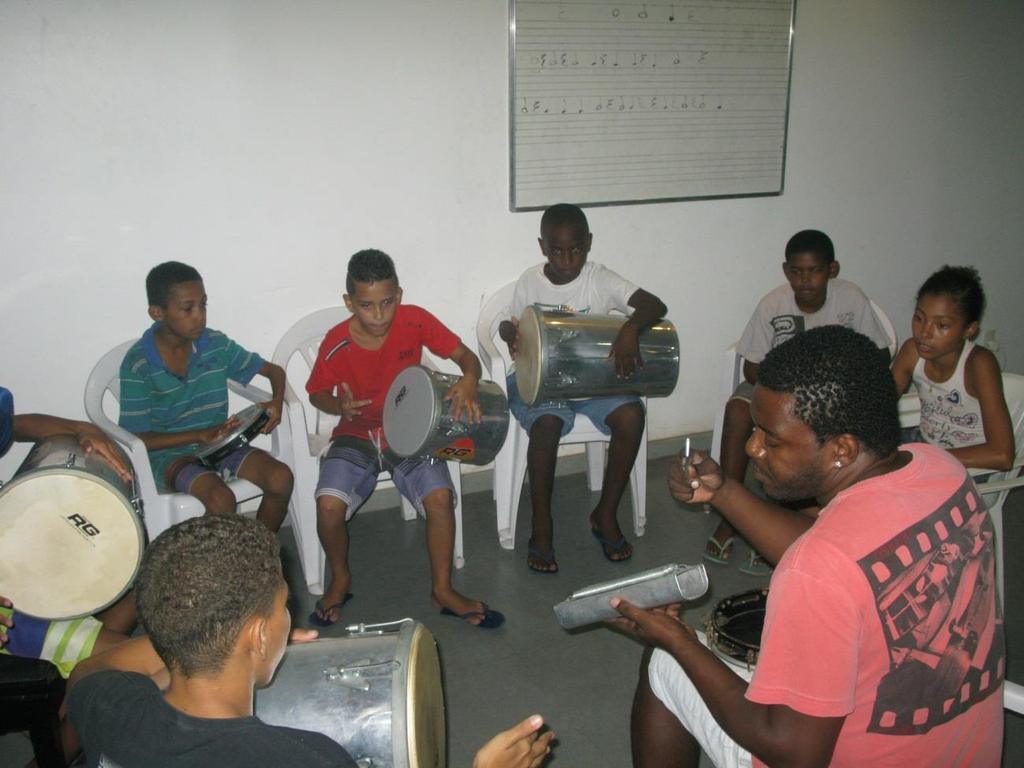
[305,249,502,629]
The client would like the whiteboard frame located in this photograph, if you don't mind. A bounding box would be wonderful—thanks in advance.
[509,0,797,211]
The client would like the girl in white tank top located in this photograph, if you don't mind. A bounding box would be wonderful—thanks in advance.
[890,266,1014,470]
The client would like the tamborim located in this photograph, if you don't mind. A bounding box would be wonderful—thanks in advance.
[705,588,767,670]
[0,435,142,619]
[255,620,445,768]
[383,365,509,465]
[194,404,269,467]
[515,305,680,406]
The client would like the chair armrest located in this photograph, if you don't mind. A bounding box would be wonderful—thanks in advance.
[228,379,272,403]
[974,473,1024,496]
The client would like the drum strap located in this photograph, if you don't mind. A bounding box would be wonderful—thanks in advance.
[367,429,385,472]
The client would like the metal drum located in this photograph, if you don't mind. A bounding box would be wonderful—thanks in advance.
[705,589,767,671]
[383,365,509,465]
[194,404,269,467]
[255,620,445,768]
[0,435,143,619]
[515,305,680,406]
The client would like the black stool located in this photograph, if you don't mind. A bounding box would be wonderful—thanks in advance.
[0,654,67,767]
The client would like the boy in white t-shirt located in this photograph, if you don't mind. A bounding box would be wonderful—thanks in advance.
[708,229,891,574]
[498,204,667,573]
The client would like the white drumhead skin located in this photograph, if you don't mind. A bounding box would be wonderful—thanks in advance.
[406,624,445,768]
[0,471,142,619]
[515,305,544,405]
[383,366,439,457]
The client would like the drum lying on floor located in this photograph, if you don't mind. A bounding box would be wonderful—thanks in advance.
[383,365,509,465]
[255,620,445,768]
[515,305,680,406]
[0,435,142,620]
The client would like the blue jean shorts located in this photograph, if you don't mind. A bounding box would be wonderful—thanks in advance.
[506,374,641,437]
[316,437,455,520]
[170,446,255,494]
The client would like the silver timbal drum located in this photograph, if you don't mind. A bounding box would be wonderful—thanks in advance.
[515,305,679,406]
[255,619,445,768]
[383,365,509,465]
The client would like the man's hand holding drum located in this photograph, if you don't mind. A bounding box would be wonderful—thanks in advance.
[71,421,133,482]
[608,320,644,379]
[258,396,284,433]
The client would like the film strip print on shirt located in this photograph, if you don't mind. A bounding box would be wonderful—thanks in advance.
[858,477,1004,735]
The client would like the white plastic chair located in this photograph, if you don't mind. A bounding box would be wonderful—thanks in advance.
[83,340,281,543]
[710,300,898,462]
[896,372,1024,603]
[272,307,464,596]
[476,282,648,550]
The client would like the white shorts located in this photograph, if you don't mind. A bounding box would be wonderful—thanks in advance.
[647,644,754,768]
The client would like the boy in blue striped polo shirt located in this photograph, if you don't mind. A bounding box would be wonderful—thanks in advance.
[118,262,293,531]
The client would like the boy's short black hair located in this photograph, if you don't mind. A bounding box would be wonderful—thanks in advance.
[146,261,203,307]
[135,515,284,678]
[784,230,835,264]
[758,325,900,457]
[540,203,589,235]
[346,249,398,295]
[917,265,986,325]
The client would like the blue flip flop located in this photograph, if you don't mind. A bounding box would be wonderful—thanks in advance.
[308,593,353,627]
[527,539,559,574]
[591,527,633,562]
[439,603,505,629]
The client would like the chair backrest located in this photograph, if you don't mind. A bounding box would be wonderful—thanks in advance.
[476,282,517,378]
[869,299,898,358]
[84,340,138,420]
[272,307,349,444]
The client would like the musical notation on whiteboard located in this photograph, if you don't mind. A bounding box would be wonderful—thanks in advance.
[510,0,795,209]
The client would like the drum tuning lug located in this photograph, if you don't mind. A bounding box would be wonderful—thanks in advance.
[355,759,374,768]
[64,452,77,468]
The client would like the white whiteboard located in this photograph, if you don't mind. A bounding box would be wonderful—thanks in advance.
[509,0,795,210]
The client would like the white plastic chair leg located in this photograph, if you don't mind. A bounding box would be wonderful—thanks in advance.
[585,443,605,492]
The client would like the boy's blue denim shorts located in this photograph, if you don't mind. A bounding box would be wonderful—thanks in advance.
[171,446,255,493]
[316,437,455,520]
[506,374,641,437]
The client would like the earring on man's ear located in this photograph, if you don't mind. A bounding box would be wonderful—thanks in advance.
[834,461,843,468]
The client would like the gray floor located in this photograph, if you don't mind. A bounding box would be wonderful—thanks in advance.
[3,440,1023,766]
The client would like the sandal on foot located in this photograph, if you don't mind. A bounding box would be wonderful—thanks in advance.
[739,550,772,577]
[439,603,505,629]
[527,540,559,574]
[703,534,735,565]
[591,528,633,562]
[308,593,353,627]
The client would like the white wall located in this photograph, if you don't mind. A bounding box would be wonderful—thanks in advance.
[2,0,1022,478]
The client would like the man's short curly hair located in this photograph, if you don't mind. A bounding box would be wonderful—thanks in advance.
[540,203,589,236]
[346,249,398,295]
[135,515,284,677]
[757,326,900,457]
[784,229,834,264]
[146,261,203,307]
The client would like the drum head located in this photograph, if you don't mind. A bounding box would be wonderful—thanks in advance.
[514,305,544,406]
[707,589,767,669]
[404,623,445,768]
[195,404,268,462]
[384,366,440,457]
[0,470,143,619]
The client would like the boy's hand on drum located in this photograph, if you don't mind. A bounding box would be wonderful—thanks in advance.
[446,378,483,423]
[498,318,520,358]
[259,398,283,433]
[472,714,554,768]
[74,422,133,482]
[339,383,372,422]
[609,324,643,378]
[668,451,723,505]
[198,416,240,445]
[608,599,696,654]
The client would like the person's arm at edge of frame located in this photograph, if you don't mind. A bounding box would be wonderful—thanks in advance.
[13,414,132,481]
[611,599,843,768]
[889,339,917,397]
[669,451,814,566]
